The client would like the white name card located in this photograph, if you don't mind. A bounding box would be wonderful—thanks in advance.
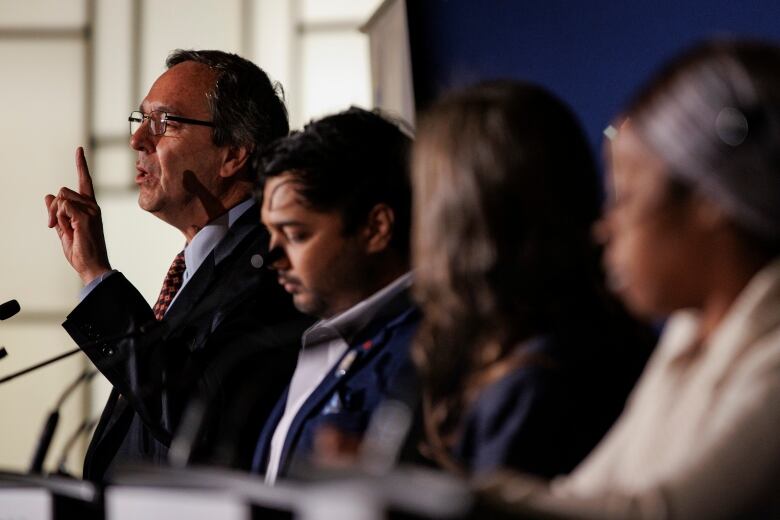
[0,488,52,520]
[106,487,248,520]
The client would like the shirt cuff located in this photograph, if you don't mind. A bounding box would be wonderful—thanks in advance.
[79,270,118,301]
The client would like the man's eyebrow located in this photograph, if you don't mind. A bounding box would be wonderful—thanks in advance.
[263,220,306,231]
[139,103,177,113]
[267,178,305,211]
[269,220,305,228]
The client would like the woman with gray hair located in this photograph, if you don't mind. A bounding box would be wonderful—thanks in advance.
[484,40,780,519]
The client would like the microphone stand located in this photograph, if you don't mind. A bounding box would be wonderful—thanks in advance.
[0,348,81,385]
[55,417,99,477]
[29,370,97,474]
[0,320,163,474]
[0,320,163,386]
[168,319,310,467]
[0,299,21,364]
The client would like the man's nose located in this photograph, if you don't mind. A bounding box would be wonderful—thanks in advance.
[265,246,290,271]
[130,120,155,153]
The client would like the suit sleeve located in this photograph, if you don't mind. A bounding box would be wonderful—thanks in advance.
[63,272,159,398]
[62,272,172,441]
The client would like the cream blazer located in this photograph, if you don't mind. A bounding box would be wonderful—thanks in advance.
[536,259,780,519]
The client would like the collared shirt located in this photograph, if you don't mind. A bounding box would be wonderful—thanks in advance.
[79,198,256,317]
[543,258,780,518]
[263,271,413,484]
[168,197,255,310]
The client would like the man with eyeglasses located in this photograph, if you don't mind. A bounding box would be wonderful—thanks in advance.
[44,50,308,481]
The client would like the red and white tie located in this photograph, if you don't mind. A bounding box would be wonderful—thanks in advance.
[152,251,186,320]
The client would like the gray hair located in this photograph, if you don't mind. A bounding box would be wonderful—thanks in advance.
[166,49,289,172]
[629,40,780,244]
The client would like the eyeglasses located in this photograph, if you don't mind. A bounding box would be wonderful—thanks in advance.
[129,110,215,136]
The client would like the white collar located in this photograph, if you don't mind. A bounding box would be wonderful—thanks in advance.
[183,198,255,277]
[302,272,414,348]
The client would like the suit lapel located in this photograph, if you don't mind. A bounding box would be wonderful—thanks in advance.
[212,202,263,265]
[163,254,215,326]
[253,387,290,471]
[277,304,417,469]
[163,204,263,330]
[278,334,389,468]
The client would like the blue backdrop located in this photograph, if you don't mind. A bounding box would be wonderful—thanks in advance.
[407,0,780,151]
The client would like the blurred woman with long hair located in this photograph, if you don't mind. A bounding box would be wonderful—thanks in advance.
[411,81,652,478]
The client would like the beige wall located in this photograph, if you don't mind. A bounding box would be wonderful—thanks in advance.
[0,0,381,475]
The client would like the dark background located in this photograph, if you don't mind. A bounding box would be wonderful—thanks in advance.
[407,0,780,152]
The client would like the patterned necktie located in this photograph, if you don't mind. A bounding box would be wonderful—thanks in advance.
[153,251,186,320]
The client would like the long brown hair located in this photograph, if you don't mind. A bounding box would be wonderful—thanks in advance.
[411,81,605,470]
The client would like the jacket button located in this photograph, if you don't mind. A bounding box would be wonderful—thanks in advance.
[102,345,115,357]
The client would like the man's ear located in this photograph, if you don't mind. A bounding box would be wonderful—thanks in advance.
[362,203,395,254]
[219,145,252,178]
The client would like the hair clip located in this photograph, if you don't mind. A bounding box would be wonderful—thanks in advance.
[715,107,749,146]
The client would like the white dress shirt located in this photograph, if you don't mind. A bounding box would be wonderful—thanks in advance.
[263,272,413,484]
[79,198,256,317]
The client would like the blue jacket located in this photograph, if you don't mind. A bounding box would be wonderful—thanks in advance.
[454,315,652,478]
[252,304,420,477]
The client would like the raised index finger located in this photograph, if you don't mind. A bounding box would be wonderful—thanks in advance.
[76,146,95,199]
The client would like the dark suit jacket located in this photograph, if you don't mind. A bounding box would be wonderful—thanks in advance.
[453,307,653,478]
[252,304,420,479]
[63,204,310,481]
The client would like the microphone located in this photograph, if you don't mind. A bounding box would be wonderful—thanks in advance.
[169,318,311,468]
[0,320,166,386]
[358,398,415,475]
[55,417,98,476]
[0,319,165,473]
[0,319,167,473]
[0,299,20,321]
[0,348,81,385]
[0,300,20,363]
[29,370,97,474]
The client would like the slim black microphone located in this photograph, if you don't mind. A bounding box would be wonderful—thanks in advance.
[0,320,166,386]
[0,348,82,385]
[55,417,98,476]
[29,370,97,474]
[0,300,20,363]
[0,318,167,474]
[0,299,20,320]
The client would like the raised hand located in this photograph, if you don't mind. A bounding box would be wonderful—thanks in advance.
[45,147,111,284]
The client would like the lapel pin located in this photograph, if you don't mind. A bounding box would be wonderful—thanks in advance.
[335,350,358,378]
